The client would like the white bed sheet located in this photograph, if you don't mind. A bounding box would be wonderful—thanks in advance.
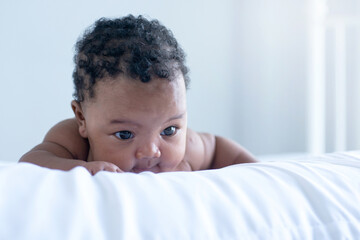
[0,151,360,239]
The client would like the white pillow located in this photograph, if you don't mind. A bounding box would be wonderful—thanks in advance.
[0,151,360,239]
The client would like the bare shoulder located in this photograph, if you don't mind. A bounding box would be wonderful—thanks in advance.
[184,128,216,171]
[40,118,89,160]
[183,129,257,171]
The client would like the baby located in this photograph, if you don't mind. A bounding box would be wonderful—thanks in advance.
[19,15,256,175]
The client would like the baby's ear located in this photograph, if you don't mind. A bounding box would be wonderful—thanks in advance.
[71,100,88,138]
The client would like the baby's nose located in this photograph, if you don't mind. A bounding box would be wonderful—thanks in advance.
[135,143,161,160]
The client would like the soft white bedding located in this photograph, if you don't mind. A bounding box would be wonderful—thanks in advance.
[1,151,360,239]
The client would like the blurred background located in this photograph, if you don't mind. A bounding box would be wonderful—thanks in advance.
[1,0,360,162]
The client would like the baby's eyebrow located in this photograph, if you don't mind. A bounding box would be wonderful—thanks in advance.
[109,119,140,126]
[166,113,186,122]
[109,113,185,125]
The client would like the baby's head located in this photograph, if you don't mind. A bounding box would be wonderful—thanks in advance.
[71,15,190,173]
[73,14,189,102]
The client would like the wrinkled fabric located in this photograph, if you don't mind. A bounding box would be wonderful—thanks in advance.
[0,151,360,240]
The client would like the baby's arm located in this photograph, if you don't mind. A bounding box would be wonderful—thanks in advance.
[210,135,257,168]
[184,129,256,171]
[19,119,121,175]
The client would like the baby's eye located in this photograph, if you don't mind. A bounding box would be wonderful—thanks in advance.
[161,126,177,137]
[115,131,134,140]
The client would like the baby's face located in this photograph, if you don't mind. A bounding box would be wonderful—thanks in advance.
[80,74,187,173]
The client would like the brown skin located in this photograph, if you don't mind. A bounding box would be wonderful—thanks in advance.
[19,74,256,175]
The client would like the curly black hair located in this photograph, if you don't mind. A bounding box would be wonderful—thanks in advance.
[73,14,190,102]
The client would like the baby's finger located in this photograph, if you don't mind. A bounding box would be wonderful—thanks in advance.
[89,168,102,176]
[103,163,123,173]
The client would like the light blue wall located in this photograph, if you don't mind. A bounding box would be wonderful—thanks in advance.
[8,1,359,161]
[232,1,308,154]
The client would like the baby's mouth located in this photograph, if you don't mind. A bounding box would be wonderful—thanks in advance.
[132,164,160,173]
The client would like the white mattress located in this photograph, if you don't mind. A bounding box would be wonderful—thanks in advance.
[1,151,360,239]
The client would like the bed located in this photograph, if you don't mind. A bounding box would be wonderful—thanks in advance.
[0,151,360,239]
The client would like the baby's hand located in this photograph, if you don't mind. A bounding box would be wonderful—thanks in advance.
[83,161,123,175]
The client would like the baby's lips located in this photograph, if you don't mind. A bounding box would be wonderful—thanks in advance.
[132,167,148,173]
[132,165,160,173]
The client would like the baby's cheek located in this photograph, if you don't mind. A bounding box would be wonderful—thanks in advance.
[161,145,186,169]
[91,146,132,171]
[109,153,134,171]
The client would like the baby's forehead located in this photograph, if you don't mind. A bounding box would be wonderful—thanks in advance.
[84,74,187,105]
[82,74,187,122]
